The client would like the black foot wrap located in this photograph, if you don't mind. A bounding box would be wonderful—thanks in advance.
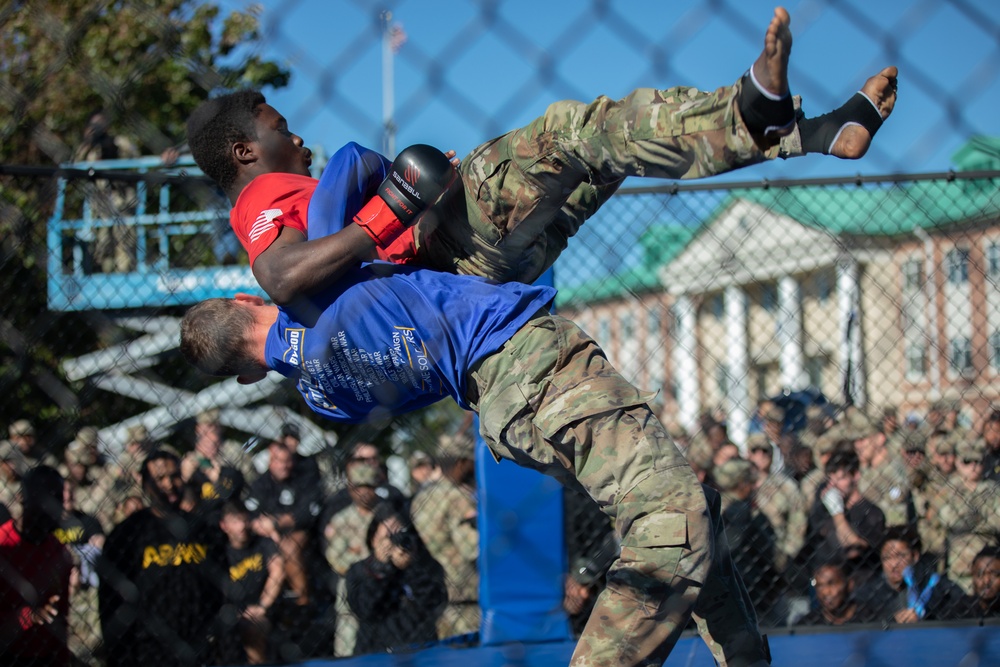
[799,92,883,155]
[738,71,795,137]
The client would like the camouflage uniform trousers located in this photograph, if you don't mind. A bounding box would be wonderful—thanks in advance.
[416,77,803,286]
[468,313,768,667]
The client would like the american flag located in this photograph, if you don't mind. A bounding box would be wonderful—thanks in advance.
[389,23,407,53]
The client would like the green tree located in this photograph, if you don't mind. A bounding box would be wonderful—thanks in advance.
[0,0,290,442]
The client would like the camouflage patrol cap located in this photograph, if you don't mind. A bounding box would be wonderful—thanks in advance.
[930,433,957,456]
[746,433,771,452]
[843,410,878,440]
[347,462,380,487]
[813,432,841,456]
[76,426,99,447]
[0,439,17,460]
[437,432,475,460]
[666,422,688,441]
[684,439,715,471]
[126,425,148,443]
[805,405,825,421]
[956,438,986,462]
[713,458,756,492]
[408,450,434,469]
[9,419,34,437]
[196,408,220,425]
[65,440,91,465]
[902,431,928,454]
[929,399,948,413]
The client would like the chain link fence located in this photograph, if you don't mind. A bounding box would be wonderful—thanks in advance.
[2,0,1000,665]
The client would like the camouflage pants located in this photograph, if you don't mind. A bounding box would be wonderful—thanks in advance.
[469,313,768,667]
[417,76,801,285]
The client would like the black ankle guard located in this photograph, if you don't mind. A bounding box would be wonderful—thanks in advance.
[738,71,795,137]
[799,92,883,154]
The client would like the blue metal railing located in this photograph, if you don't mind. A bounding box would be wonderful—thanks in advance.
[45,151,332,311]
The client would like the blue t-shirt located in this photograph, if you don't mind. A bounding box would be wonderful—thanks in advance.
[306,142,391,241]
[265,265,556,423]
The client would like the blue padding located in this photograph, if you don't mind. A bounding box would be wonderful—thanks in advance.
[475,265,571,646]
[291,623,1000,667]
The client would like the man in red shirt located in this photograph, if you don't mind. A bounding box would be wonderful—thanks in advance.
[0,465,73,667]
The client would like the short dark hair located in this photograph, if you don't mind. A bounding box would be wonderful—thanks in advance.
[280,422,300,440]
[140,449,181,487]
[825,448,860,476]
[220,499,249,519]
[882,525,922,553]
[180,298,258,376]
[187,90,266,191]
[974,545,1000,563]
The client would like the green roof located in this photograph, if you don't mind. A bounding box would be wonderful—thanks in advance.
[556,137,1000,306]
[555,224,696,306]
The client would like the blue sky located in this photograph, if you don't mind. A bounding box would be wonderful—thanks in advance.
[214,0,1000,182]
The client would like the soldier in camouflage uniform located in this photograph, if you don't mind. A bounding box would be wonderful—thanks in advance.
[933,438,1000,594]
[411,433,481,639]
[323,463,381,656]
[914,431,957,564]
[62,430,117,531]
[0,439,24,520]
[8,418,59,470]
[182,409,259,501]
[799,432,847,507]
[746,434,807,572]
[851,411,914,528]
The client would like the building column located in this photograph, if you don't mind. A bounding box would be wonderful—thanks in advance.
[725,285,750,446]
[837,257,867,408]
[672,295,700,434]
[778,275,807,390]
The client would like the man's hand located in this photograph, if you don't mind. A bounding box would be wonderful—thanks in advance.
[390,544,414,570]
[242,604,269,625]
[24,595,60,626]
[894,607,919,624]
[821,486,845,516]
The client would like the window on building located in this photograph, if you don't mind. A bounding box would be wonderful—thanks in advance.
[711,294,724,321]
[647,309,661,337]
[716,363,730,397]
[815,271,832,303]
[806,356,825,388]
[988,242,1000,280]
[991,330,1000,371]
[946,248,970,285]
[906,343,926,380]
[902,258,923,291]
[949,336,973,373]
[597,317,611,348]
[621,313,635,342]
[760,283,777,313]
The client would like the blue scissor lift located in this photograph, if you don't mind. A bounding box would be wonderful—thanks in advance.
[46,154,329,454]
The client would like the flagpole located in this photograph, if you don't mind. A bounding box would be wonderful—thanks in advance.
[381,10,396,158]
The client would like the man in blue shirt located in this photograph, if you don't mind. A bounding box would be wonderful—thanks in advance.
[180,264,770,667]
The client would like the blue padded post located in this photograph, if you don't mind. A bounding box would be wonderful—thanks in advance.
[476,267,571,645]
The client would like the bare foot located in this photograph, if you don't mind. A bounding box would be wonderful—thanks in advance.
[831,66,898,159]
[752,7,792,99]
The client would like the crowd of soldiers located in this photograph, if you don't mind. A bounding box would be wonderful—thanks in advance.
[0,412,483,665]
[674,397,1000,627]
[2,396,999,665]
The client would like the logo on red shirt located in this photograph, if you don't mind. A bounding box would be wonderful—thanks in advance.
[250,209,283,243]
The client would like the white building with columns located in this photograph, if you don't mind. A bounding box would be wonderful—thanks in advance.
[555,138,1000,446]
